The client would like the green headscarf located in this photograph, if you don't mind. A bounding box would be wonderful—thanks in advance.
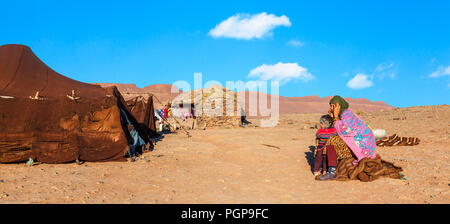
[329,95,349,118]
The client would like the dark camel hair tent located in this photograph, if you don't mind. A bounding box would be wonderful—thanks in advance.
[126,95,158,138]
[0,44,153,163]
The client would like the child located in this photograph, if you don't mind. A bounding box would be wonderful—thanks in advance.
[313,115,336,176]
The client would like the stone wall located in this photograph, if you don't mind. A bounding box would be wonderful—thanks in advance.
[196,116,242,128]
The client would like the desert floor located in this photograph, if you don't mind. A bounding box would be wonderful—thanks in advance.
[0,105,449,204]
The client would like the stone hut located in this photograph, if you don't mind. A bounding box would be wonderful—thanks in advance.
[171,85,245,128]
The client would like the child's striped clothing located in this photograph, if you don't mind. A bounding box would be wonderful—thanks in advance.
[316,128,337,149]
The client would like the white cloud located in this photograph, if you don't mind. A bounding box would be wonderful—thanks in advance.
[347,73,374,89]
[248,62,314,85]
[287,39,304,47]
[375,62,394,72]
[345,62,396,90]
[209,12,291,40]
[429,65,450,78]
[374,62,396,80]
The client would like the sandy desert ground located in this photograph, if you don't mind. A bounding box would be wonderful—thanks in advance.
[0,105,448,204]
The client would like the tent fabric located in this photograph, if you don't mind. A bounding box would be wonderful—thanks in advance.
[126,96,158,138]
[0,44,107,99]
[0,44,151,163]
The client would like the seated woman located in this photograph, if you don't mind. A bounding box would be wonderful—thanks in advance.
[319,95,377,180]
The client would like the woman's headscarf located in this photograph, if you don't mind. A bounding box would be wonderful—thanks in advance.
[329,95,349,118]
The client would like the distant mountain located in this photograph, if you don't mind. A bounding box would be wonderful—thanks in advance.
[95,83,394,114]
[241,91,393,116]
[93,83,181,106]
[0,43,392,115]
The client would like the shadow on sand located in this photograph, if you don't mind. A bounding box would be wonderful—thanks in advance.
[151,132,167,146]
[305,145,316,174]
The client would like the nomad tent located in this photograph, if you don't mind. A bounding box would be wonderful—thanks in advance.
[0,44,153,163]
[125,95,158,138]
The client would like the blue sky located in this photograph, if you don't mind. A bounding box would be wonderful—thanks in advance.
[1,0,449,107]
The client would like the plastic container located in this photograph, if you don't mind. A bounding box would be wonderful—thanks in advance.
[373,129,387,139]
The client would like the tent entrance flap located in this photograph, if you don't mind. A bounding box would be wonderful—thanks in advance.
[119,107,146,156]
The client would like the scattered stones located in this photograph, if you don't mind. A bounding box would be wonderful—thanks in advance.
[302,124,317,129]
[0,193,9,198]
[393,117,406,120]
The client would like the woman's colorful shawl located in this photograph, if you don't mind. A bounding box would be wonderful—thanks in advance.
[334,109,376,164]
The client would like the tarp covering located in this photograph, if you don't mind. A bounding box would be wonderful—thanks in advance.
[0,44,149,163]
[126,95,158,138]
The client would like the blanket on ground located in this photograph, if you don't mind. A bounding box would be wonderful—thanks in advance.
[336,155,403,182]
[376,134,420,147]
